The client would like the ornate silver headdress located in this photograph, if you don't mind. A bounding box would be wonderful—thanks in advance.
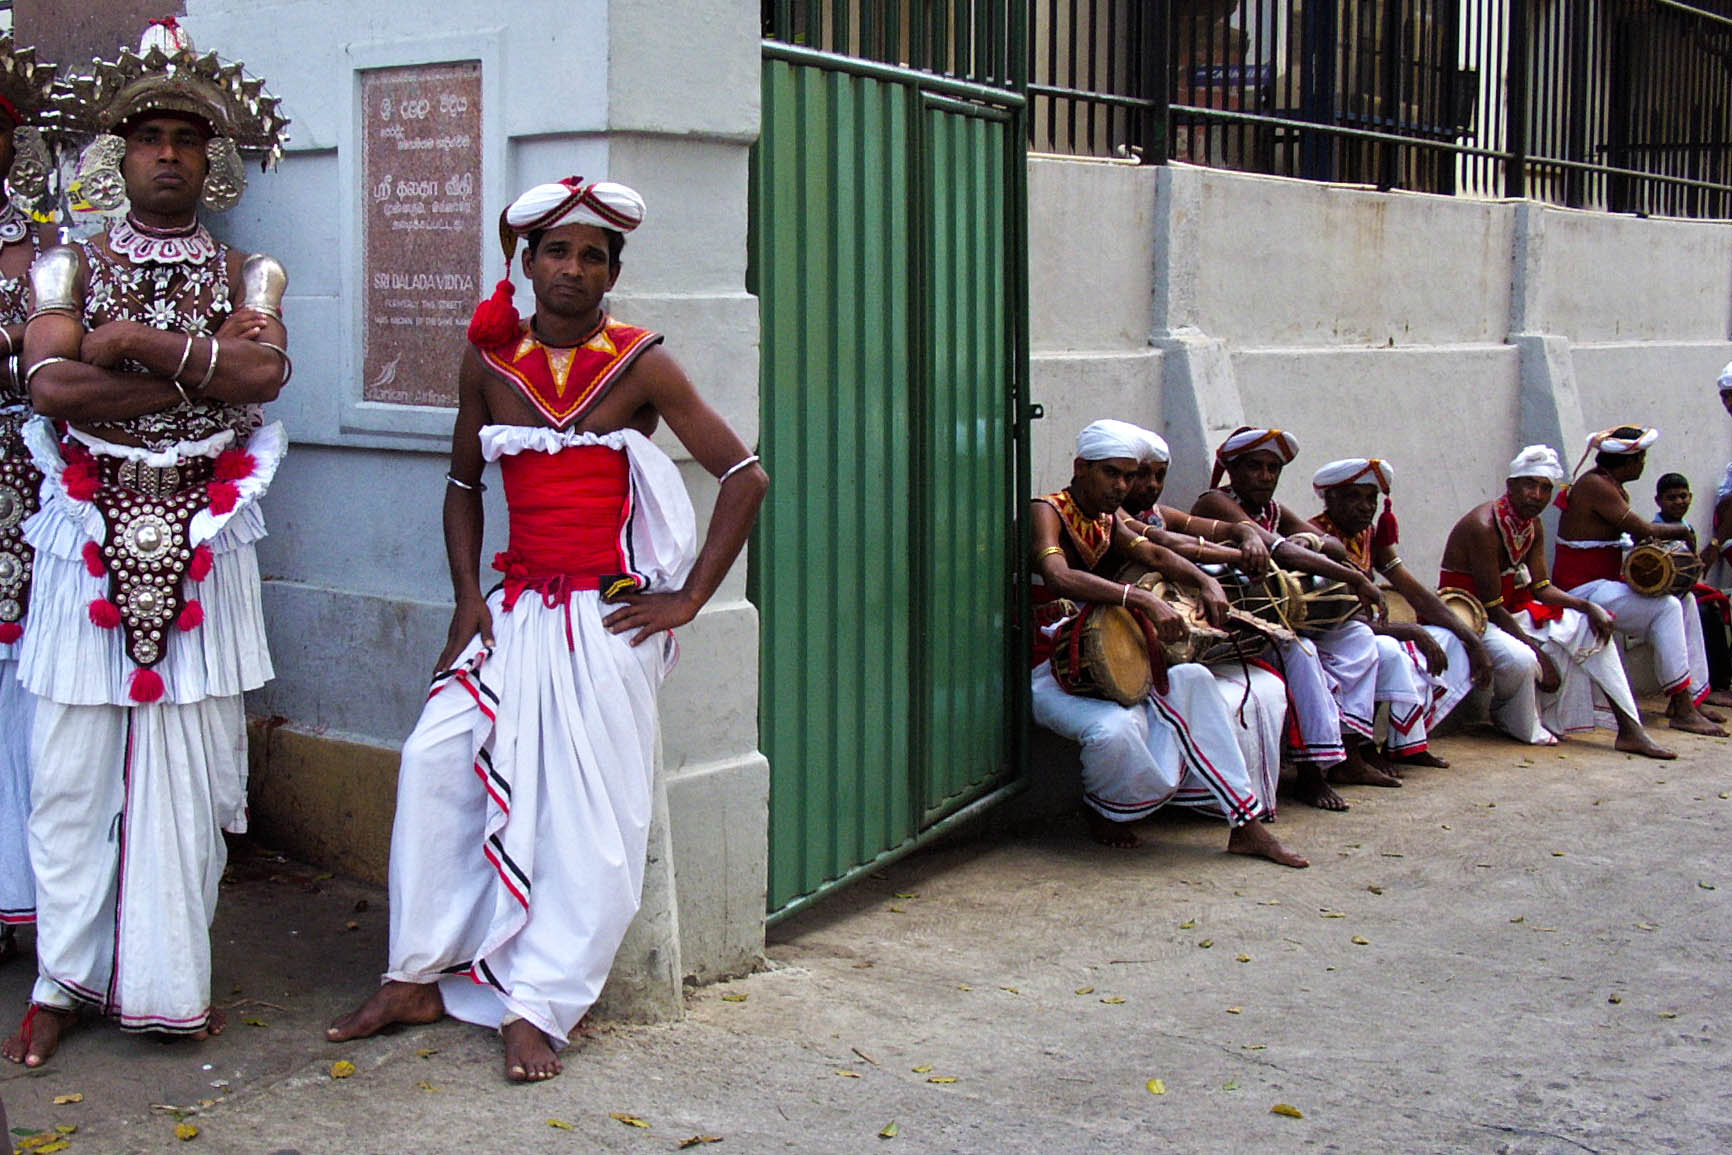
[57,19,289,215]
[0,36,60,221]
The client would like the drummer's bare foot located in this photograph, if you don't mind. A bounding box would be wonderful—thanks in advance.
[1084,808,1141,848]
[1697,704,1728,723]
[193,1007,227,1041]
[1227,822,1308,868]
[3,1004,75,1068]
[1701,688,1732,709]
[1666,692,1728,737]
[1391,748,1450,769]
[503,1018,562,1082]
[1291,765,1348,811]
[1328,747,1403,788]
[327,980,445,1042]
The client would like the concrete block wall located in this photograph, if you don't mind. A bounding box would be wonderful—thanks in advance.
[1030,158,1732,585]
[177,0,767,1019]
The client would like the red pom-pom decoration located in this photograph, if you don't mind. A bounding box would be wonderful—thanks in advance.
[177,600,205,631]
[0,622,21,645]
[128,667,165,703]
[1372,498,1400,551]
[63,461,99,502]
[88,598,121,629]
[213,449,257,483]
[206,480,240,516]
[188,544,214,582]
[467,277,520,349]
[83,540,107,577]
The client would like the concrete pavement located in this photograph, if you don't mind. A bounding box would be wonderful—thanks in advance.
[3,713,1731,1153]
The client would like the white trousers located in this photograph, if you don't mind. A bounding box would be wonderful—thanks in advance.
[1375,629,1473,755]
[1032,661,1265,826]
[29,696,246,1032]
[1271,638,1345,765]
[1568,581,1708,701]
[1311,620,1380,739]
[1508,606,1642,735]
[1209,661,1287,816]
[386,588,671,1048]
[1476,624,1556,745]
[0,661,34,925]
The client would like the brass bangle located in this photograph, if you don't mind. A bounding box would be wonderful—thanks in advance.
[194,338,219,392]
[1035,545,1064,561]
[1530,579,1552,591]
[1483,595,1506,609]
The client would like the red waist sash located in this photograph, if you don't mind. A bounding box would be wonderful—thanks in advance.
[1440,568,1562,625]
[494,445,634,610]
[1551,543,1620,592]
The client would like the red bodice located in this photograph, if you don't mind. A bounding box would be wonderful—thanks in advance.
[1551,543,1621,592]
[494,445,633,608]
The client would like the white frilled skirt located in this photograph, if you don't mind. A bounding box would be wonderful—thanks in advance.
[386,588,675,1047]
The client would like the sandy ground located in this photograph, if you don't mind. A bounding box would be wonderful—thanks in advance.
[2,713,1730,1154]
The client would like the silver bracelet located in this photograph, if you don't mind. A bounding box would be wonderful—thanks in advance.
[0,327,13,357]
[719,453,761,485]
[1120,583,1131,607]
[172,334,194,382]
[170,378,194,406]
[445,473,487,493]
[22,355,70,388]
[195,338,219,392]
[256,340,293,386]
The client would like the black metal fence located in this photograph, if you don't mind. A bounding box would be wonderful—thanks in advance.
[762,0,1025,89]
[1029,0,1732,219]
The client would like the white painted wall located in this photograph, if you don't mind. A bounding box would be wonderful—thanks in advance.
[1030,159,1732,589]
[182,0,767,1013]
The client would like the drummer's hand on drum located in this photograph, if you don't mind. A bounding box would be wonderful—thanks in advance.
[1351,575,1386,622]
[1232,525,1271,577]
[1584,602,1615,645]
[1132,588,1190,645]
[1197,576,1231,629]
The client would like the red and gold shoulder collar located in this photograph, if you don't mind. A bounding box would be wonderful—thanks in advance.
[1037,489,1113,572]
[476,315,663,430]
[1312,512,1373,575]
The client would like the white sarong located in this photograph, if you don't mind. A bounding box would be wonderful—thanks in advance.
[385,427,694,1048]
[1476,624,1557,745]
[1376,628,1473,755]
[1032,660,1265,826]
[1270,637,1346,766]
[20,419,279,1030]
[1209,661,1286,816]
[1310,619,1380,739]
[1508,606,1641,735]
[1566,580,1709,702]
[0,661,34,926]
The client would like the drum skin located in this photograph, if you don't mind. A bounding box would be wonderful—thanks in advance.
[1382,586,1488,636]
[1050,604,1154,705]
[1622,541,1703,598]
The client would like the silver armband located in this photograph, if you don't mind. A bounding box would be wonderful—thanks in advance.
[26,246,81,319]
[238,252,288,320]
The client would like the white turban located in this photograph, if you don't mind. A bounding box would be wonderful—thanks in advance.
[1211,427,1299,487]
[1587,426,1658,456]
[1507,445,1564,482]
[497,177,645,259]
[1312,458,1394,497]
[1717,360,1732,393]
[1074,419,1149,462]
[1134,426,1170,465]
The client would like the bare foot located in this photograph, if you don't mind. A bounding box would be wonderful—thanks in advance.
[1702,689,1732,710]
[327,980,445,1042]
[1391,749,1450,769]
[1361,744,1402,777]
[502,1018,562,1082]
[1668,712,1728,737]
[2,1004,76,1068]
[1084,808,1141,848]
[1327,752,1404,788]
[1227,821,1309,868]
[194,1006,227,1041]
[1290,765,1349,811]
[1615,730,1678,759]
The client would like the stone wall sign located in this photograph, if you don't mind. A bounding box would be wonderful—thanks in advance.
[360,60,482,407]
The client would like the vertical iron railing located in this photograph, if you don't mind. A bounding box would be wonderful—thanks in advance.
[1025,0,1732,219]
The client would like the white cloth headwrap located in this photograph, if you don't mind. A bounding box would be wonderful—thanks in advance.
[1210,427,1299,487]
[504,178,646,237]
[1507,444,1564,482]
[1312,458,1394,497]
[1588,426,1658,456]
[1717,360,1732,393]
[1075,419,1150,462]
[1134,425,1170,465]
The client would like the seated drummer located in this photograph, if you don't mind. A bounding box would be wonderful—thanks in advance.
[1440,446,1674,757]
[1190,428,1401,807]
[1655,472,1732,698]
[1554,426,1727,736]
[1031,420,1306,867]
[1311,459,1492,769]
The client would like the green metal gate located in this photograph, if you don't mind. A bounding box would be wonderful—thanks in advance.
[750,37,1031,920]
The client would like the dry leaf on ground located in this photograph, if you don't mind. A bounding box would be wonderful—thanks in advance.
[1270,1103,1304,1118]
[330,1061,356,1079]
[609,1113,650,1129]
[1146,1078,1166,1095]
[51,1093,83,1105]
